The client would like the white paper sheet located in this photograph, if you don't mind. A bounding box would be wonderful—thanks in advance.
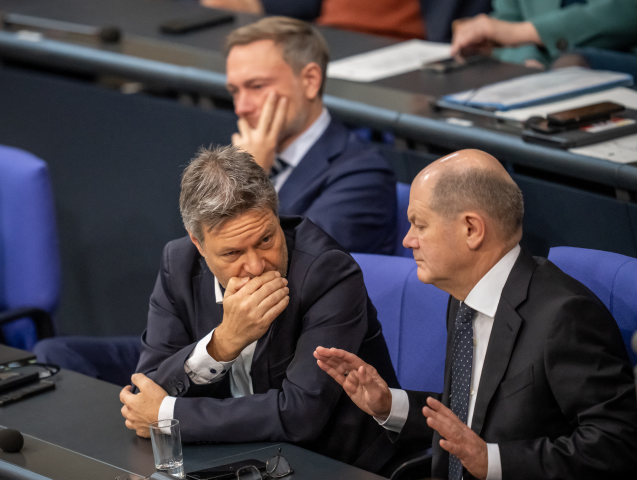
[326,39,451,82]
[570,133,637,164]
[495,87,637,122]
[444,67,632,110]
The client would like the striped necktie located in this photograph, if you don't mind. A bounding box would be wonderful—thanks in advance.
[269,157,288,179]
[449,302,477,480]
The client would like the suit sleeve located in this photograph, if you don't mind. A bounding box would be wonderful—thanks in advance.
[260,0,322,20]
[499,296,637,478]
[303,149,397,255]
[529,0,637,57]
[135,245,221,398]
[172,250,374,443]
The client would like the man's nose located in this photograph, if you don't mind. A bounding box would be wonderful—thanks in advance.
[243,249,265,277]
[234,91,255,118]
[403,225,418,250]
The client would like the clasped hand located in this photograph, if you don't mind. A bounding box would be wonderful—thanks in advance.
[314,347,488,480]
[232,92,288,173]
[209,271,289,361]
[120,373,168,438]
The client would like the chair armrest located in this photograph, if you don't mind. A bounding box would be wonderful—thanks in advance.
[0,307,55,340]
[390,448,433,480]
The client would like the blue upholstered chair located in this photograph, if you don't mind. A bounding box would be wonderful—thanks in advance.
[0,145,60,350]
[548,247,637,366]
[352,253,448,392]
[395,183,412,259]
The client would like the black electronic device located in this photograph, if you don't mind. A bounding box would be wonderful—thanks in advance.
[159,11,235,35]
[0,379,55,406]
[186,459,266,480]
[2,12,121,43]
[422,55,490,73]
[523,108,637,149]
[0,428,24,453]
[0,371,39,393]
[547,102,625,126]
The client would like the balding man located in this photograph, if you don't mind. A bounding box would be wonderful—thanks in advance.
[315,150,637,480]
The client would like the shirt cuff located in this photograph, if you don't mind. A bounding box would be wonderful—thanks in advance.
[486,443,502,480]
[184,329,236,385]
[374,388,409,433]
[158,396,177,424]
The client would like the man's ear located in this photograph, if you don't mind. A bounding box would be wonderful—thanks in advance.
[300,62,323,101]
[188,231,206,257]
[464,212,486,251]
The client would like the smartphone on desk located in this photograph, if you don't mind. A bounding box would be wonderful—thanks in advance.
[186,459,266,480]
[422,55,490,73]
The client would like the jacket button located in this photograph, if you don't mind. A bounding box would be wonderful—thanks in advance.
[177,381,184,390]
[556,38,569,51]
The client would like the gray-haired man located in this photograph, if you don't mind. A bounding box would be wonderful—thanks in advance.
[118,146,400,472]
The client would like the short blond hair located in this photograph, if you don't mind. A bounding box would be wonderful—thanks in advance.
[225,16,330,96]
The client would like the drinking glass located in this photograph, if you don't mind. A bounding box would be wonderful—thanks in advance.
[149,419,185,479]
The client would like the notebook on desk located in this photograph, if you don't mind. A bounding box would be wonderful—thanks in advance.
[442,67,633,111]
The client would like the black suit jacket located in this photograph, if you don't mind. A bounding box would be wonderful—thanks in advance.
[278,118,396,255]
[135,216,399,472]
[395,249,637,479]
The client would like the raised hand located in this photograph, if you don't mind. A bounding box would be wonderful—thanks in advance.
[314,346,392,419]
[232,92,288,173]
[423,397,488,480]
[208,271,289,361]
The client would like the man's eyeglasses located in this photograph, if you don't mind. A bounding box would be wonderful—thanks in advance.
[236,448,293,480]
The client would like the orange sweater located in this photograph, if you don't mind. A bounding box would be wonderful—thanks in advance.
[317,0,425,40]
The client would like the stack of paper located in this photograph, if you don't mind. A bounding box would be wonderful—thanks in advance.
[443,67,633,111]
[327,39,451,82]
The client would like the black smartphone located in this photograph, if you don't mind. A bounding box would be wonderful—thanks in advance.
[547,102,625,126]
[159,11,235,35]
[0,371,39,393]
[0,380,55,406]
[422,55,489,73]
[186,459,266,480]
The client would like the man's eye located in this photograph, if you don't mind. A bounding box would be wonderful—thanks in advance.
[262,236,271,244]
[224,251,238,257]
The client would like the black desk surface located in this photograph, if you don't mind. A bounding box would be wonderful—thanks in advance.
[0,352,383,479]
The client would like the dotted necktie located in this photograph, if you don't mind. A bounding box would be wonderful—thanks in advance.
[448,302,477,480]
[269,157,288,179]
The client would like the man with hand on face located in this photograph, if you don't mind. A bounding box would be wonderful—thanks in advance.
[315,149,637,479]
[119,146,400,473]
[223,17,397,255]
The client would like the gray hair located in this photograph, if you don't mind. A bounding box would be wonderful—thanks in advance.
[180,145,278,243]
[225,16,330,96]
[430,168,524,241]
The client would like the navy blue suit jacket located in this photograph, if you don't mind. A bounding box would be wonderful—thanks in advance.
[261,0,492,42]
[135,216,400,472]
[278,119,396,255]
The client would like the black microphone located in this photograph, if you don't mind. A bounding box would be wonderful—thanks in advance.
[0,428,24,453]
[1,13,121,44]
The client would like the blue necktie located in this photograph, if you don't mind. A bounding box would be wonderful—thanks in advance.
[448,302,477,480]
[269,157,288,179]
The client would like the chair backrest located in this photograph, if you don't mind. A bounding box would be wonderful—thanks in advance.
[548,247,637,365]
[0,145,61,350]
[395,182,412,258]
[353,253,448,392]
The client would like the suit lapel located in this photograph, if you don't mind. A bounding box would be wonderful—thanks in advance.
[193,259,224,339]
[277,119,348,211]
[471,249,537,436]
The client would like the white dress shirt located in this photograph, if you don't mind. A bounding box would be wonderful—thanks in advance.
[377,245,522,480]
[271,108,331,192]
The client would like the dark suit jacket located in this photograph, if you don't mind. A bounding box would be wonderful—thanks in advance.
[394,249,637,479]
[278,118,396,255]
[261,0,492,42]
[135,216,400,472]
